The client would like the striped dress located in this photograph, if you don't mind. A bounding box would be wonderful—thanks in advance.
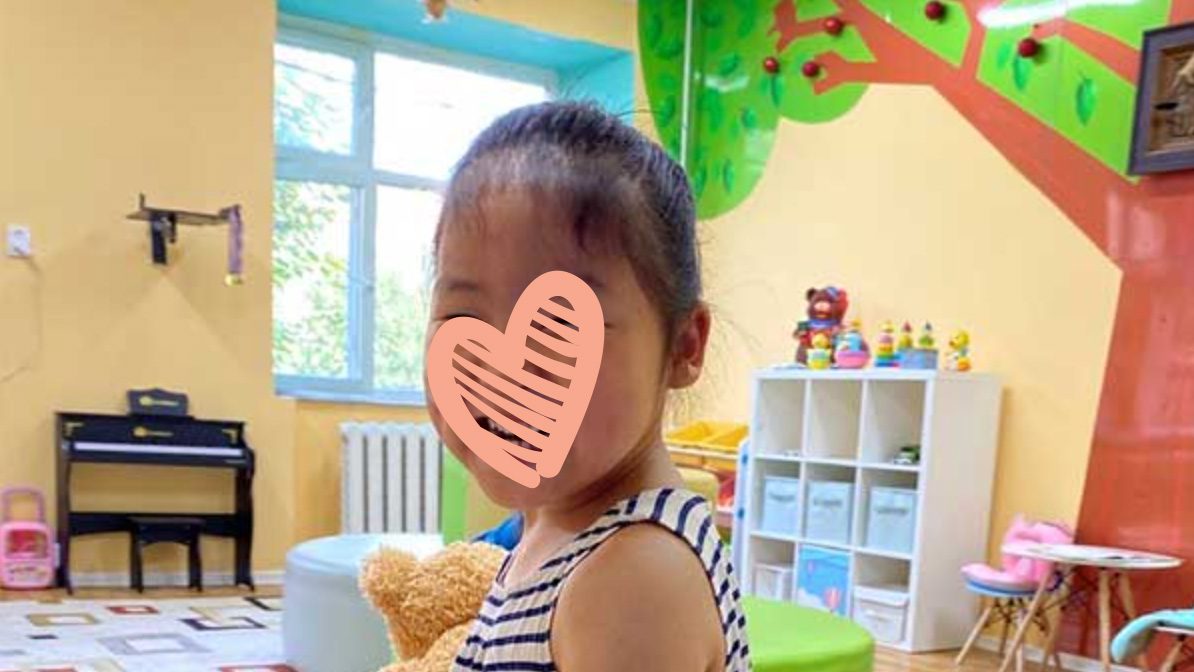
[452,487,751,671]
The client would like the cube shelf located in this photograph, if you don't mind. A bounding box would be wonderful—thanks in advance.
[736,368,1001,652]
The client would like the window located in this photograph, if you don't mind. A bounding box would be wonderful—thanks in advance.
[273,21,552,404]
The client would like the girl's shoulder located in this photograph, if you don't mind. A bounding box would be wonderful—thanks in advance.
[552,522,725,671]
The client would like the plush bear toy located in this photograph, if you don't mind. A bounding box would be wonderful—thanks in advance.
[793,286,850,365]
[360,542,507,672]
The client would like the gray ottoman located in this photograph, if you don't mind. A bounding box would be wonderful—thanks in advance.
[283,533,444,672]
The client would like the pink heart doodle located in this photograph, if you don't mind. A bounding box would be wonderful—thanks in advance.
[426,271,604,488]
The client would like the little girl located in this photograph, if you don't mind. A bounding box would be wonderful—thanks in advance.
[426,101,750,671]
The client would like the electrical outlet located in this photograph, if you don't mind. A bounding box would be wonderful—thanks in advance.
[6,224,32,258]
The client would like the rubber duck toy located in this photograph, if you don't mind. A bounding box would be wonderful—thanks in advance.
[946,329,972,372]
[874,321,898,368]
[835,320,871,369]
[808,333,833,370]
[897,321,914,354]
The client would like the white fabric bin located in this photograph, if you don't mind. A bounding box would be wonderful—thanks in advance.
[759,476,801,536]
[853,585,910,645]
[753,563,793,600]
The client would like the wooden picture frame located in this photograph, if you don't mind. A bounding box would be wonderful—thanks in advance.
[1129,22,1194,174]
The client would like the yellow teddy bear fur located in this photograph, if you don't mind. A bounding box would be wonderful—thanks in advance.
[360,542,507,672]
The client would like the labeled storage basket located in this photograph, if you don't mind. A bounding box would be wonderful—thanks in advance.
[796,545,851,616]
[804,481,853,544]
[753,563,793,601]
[853,585,910,645]
[759,476,801,537]
[866,487,918,554]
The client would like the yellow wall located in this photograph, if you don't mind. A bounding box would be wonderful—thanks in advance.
[691,85,1121,558]
[0,0,637,582]
[0,0,290,575]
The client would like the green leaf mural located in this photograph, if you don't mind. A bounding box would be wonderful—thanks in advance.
[1012,55,1032,91]
[977,14,1138,176]
[639,0,688,159]
[859,0,971,67]
[638,0,874,219]
[1076,77,1097,125]
[797,0,844,21]
[1066,0,1170,49]
[640,0,1170,218]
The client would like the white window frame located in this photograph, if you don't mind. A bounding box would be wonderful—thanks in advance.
[274,16,558,405]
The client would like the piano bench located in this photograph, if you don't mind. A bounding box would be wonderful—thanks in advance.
[129,516,203,593]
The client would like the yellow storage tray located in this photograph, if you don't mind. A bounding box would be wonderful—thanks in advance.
[665,421,748,454]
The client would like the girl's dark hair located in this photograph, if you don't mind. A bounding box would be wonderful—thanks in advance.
[437,100,701,343]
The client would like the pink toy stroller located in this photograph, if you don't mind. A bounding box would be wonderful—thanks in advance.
[0,487,56,590]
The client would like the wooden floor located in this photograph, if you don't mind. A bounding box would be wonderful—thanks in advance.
[877,647,1008,672]
[1,587,1017,672]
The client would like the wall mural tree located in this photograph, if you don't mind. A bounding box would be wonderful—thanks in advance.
[641,0,1194,657]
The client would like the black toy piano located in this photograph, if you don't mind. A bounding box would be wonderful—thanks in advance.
[55,407,254,592]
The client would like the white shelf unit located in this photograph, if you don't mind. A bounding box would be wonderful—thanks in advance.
[735,368,1001,653]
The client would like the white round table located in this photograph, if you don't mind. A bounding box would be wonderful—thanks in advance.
[998,543,1182,672]
[283,533,444,672]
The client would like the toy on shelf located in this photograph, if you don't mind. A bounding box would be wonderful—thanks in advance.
[918,322,936,349]
[893,445,921,466]
[793,286,850,366]
[899,322,939,370]
[897,322,914,355]
[808,333,833,370]
[874,321,899,368]
[834,320,871,369]
[0,487,56,590]
[946,330,972,372]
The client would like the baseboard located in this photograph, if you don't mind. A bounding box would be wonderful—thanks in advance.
[977,635,1140,672]
[70,570,284,589]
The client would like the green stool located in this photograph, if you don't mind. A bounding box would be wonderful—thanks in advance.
[743,597,875,672]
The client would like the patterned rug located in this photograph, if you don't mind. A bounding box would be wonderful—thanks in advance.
[0,596,290,672]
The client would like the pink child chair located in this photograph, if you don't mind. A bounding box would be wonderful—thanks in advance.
[955,516,1075,668]
[0,487,56,590]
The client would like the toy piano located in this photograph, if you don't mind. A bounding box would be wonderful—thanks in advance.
[55,406,255,592]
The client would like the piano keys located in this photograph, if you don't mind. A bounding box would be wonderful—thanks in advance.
[56,411,255,592]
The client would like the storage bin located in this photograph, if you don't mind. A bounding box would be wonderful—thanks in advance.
[759,477,801,537]
[753,563,792,600]
[796,545,850,616]
[865,487,918,554]
[804,481,853,544]
[852,585,910,645]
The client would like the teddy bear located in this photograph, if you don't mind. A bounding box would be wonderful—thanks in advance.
[360,541,507,672]
[793,286,850,365]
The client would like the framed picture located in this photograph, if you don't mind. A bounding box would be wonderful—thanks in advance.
[1129,22,1194,174]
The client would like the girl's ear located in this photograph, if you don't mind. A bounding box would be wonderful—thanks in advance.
[667,303,712,390]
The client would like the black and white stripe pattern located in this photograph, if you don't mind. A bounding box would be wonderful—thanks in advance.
[452,488,751,671]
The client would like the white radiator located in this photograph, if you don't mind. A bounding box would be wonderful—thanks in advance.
[340,422,443,534]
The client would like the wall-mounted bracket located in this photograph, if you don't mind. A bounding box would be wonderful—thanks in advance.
[126,193,231,265]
